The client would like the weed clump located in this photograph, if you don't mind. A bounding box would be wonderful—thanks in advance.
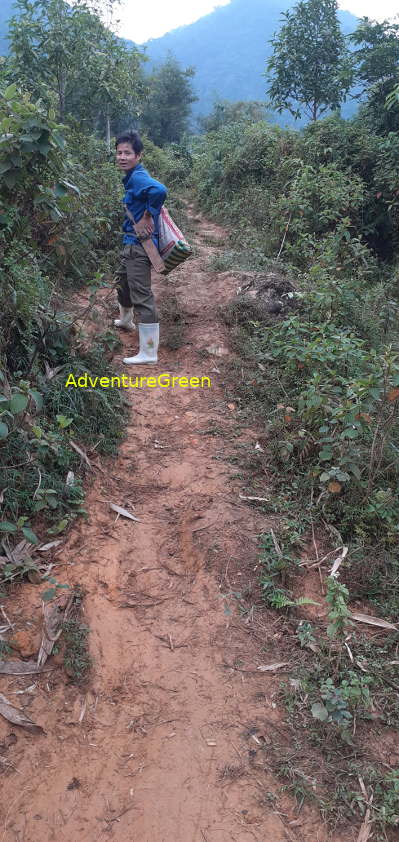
[62,588,92,685]
[0,88,127,584]
[159,293,185,350]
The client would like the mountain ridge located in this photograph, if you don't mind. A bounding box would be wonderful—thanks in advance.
[0,0,360,123]
[138,0,359,122]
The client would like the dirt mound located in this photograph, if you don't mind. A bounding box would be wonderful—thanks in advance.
[222,269,297,325]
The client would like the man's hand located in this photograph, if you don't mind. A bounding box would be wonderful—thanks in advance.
[135,210,154,237]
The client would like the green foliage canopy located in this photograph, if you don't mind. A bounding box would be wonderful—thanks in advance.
[198,99,267,133]
[351,18,399,89]
[267,0,353,122]
[350,18,399,133]
[7,0,146,134]
[141,54,197,147]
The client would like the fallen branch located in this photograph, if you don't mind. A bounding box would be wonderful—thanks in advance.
[350,612,398,632]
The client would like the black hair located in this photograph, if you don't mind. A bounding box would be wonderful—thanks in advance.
[115,130,143,155]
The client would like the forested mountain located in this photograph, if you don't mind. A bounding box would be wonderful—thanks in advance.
[140,0,359,120]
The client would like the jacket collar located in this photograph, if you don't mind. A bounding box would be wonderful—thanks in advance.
[123,162,144,185]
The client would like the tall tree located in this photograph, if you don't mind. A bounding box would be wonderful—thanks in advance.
[141,55,197,147]
[350,18,399,133]
[266,0,353,122]
[7,0,146,135]
[66,31,146,144]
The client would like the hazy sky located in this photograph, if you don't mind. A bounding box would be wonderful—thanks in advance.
[115,0,398,44]
[116,0,230,43]
[339,0,398,21]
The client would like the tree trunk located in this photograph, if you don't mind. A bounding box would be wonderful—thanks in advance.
[106,109,111,153]
[58,65,66,122]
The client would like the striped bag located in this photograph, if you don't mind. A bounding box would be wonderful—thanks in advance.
[158,207,192,275]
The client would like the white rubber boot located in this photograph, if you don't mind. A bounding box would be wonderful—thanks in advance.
[123,323,159,365]
[114,305,135,331]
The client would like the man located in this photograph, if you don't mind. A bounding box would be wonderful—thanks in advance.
[114,130,167,364]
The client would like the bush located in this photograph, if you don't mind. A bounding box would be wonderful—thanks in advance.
[192,113,399,267]
[0,86,127,585]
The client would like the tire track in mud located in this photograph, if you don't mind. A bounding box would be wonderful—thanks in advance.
[0,209,349,842]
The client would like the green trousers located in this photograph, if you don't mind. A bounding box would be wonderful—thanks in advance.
[115,244,158,324]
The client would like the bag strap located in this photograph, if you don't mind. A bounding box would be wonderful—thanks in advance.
[123,204,165,274]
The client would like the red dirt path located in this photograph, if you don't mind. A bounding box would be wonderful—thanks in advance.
[0,210,353,842]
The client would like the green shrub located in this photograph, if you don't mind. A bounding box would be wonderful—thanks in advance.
[192,113,398,266]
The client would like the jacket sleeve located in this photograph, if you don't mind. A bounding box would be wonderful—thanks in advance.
[130,168,167,216]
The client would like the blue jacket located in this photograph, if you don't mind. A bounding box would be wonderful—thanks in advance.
[122,163,167,246]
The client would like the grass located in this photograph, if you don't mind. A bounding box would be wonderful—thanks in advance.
[208,249,289,274]
[0,314,128,595]
[251,522,399,836]
[43,332,127,455]
[272,745,399,838]
[0,640,12,657]
[213,239,399,838]
[258,587,399,837]
[159,292,185,350]
[62,588,92,685]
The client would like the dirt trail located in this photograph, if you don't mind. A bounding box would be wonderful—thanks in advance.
[0,209,348,842]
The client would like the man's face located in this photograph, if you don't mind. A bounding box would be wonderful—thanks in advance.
[116,142,141,172]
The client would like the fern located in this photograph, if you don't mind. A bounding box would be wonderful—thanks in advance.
[268,589,294,609]
[295,596,320,607]
[260,530,319,612]
[264,587,319,611]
